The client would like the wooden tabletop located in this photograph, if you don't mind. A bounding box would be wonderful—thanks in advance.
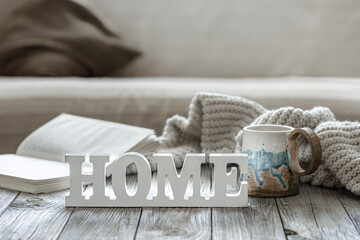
[0,183,359,239]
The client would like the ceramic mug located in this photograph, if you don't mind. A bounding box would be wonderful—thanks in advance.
[242,124,321,197]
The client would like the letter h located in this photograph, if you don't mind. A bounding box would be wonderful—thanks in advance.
[65,154,109,205]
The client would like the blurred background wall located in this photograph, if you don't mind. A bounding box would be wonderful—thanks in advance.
[1,0,360,78]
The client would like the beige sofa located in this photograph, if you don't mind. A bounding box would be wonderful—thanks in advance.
[0,0,359,154]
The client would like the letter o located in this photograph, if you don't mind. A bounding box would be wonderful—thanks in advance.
[111,152,152,201]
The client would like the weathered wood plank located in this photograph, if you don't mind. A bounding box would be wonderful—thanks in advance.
[212,198,286,240]
[304,184,360,239]
[0,188,19,217]
[0,190,73,240]
[337,189,360,235]
[1,169,359,240]
[136,207,211,240]
[59,175,142,240]
[58,207,141,240]
[135,166,212,239]
[276,183,326,239]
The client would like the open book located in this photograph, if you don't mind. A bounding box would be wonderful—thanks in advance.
[0,113,158,194]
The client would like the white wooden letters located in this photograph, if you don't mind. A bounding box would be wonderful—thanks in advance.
[65,152,248,207]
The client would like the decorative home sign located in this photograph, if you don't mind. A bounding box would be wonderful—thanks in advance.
[65,153,248,207]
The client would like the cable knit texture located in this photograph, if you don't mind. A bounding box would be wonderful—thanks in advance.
[147,92,266,168]
[152,92,360,196]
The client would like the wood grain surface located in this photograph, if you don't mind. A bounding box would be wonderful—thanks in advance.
[134,165,212,239]
[0,190,73,240]
[305,184,360,239]
[337,189,360,235]
[137,207,211,240]
[0,173,359,240]
[277,183,332,239]
[59,177,142,239]
[213,198,286,240]
[0,188,18,216]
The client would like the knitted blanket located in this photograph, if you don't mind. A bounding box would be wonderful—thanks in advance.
[153,92,360,196]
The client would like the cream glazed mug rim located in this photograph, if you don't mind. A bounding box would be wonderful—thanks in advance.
[243,124,294,133]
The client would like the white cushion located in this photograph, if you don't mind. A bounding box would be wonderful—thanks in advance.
[0,77,358,153]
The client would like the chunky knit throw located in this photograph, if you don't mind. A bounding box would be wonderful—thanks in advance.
[153,92,360,196]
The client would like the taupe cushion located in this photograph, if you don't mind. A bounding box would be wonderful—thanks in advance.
[0,0,140,77]
[0,77,359,154]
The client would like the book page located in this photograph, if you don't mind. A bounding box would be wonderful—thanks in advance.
[0,154,68,181]
[16,113,156,162]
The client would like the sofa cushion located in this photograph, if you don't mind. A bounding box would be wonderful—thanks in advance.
[0,77,358,154]
[0,0,140,77]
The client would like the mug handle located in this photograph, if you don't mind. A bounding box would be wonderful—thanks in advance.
[287,127,322,176]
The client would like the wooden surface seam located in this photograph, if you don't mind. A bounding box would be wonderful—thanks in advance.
[0,173,360,239]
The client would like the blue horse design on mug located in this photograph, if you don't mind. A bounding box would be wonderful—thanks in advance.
[244,149,290,188]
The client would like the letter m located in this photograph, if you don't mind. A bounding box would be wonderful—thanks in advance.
[152,153,205,201]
